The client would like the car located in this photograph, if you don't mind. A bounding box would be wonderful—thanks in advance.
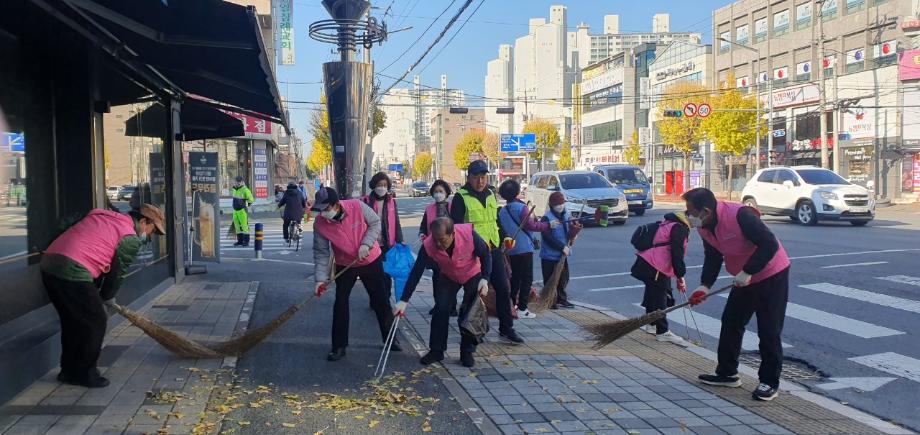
[527,170,628,225]
[741,166,874,226]
[410,181,430,197]
[118,186,137,200]
[106,186,120,200]
[594,164,654,215]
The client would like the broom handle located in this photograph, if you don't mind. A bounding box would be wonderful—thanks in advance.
[502,204,536,253]
[662,284,734,315]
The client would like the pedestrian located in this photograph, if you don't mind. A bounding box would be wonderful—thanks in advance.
[362,172,404,300]
[419,179,457,317]
[539,192,577,309]
[277,182,307,243]
[298,180,307,200]
[41,205,166,388]
[497,179,551,319]
[394,218,491,367]
[231,176,254,247]
[630,212,691,345]
[451,160,525,344]
[311,187,400,361]
[683,187,790,402]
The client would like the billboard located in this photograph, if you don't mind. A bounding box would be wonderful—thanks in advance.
[189,152,221,262]
[900,49,920,81]
[275,0,295,65]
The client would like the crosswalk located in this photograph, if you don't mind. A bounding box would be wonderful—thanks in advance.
[220,229,311,253]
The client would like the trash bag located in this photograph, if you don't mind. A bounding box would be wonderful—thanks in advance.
[459,297,489,343]
[383,244,416,301]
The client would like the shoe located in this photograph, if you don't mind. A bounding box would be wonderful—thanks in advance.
[82,375,110,389]
[655,331,689,346]
[517,309,536,319]
[326,348,346,361]
[389,339,403,352]
[284,238,290,244]
[698,373,742,387]
[643,325,657,335]
[57,371,77,384]
[550,305,559,310]
[460,351,475,368]
[752,383,779,401]
[558,300,575,308]
[449,306,459,317]
[420,351,445,365]
[500,330,525,345]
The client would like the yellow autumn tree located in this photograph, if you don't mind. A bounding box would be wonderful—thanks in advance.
[307,95,332,173]
[454,129,490,170]
[624,130,642,166]
[657,82,709,191]
[522,119,560,165]
[557,141,574,170]
[413,152,433,179]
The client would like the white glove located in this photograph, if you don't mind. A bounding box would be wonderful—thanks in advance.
[358,245,371,260]
[733,271,752,287]
[549,220,560,229]
[562,246,571,256]
[477,279,489,297]
[393,301,408,316]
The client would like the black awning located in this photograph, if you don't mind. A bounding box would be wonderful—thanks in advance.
[125,101,244,141]
[66,0,286,126]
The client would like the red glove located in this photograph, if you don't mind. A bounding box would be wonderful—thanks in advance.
[677,278,687,294]
[315,282,327,297]
[689,288,708,306]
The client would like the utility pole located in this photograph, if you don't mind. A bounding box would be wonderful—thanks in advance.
[817,0,829,169]
[766,34,774,168]
[754,56,761,171]
[832,70,840,172]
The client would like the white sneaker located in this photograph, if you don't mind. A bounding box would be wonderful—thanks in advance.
[656,331,689,346]
[643,325,657,335]
[518,309,537,319]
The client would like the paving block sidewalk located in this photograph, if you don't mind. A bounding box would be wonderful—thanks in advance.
[400,284,906,435]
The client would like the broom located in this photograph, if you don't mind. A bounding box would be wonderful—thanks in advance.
[585,284,734,349]
[112,259,360,358]
[531,202,586,312]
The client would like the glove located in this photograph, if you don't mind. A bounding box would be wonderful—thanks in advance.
[419,233,427,240]
[549,220,560,229]
[677,278,687,294]
[733,271,752,287]
[502,237,515,250]
[689,286,709,306]
[562,246,571,256]
[477,279,489,297]
[102,298,117,315]
[315,282,327,297]
[358,245,371,260]
[393,301,408,317]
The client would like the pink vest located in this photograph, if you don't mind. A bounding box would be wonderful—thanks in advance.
[362,195,398,247]
[314,199,382,268]
[637,221,687,278]
[698,201,791,284]
[425,202,452,231]
[423,224,481,285]
[45,209,138,279]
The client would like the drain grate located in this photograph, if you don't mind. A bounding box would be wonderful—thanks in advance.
[739,352,827,382]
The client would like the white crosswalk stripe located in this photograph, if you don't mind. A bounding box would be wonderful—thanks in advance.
[220,231,309,252]
[799,282,920,315]
[849,352,920,384]
[631,303,793,351]
[877,275,920,288]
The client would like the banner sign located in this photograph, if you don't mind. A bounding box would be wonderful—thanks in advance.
[224,111,273,139]
[149,153,166,206]
[253,144,269,199]
[899,49,920,81]
[769,83,820,108]
[275,0,295,65]
[189,152,221,263]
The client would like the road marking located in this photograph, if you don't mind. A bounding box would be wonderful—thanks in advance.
[589,284,644,292]
[816,377,896,392]
[821,261,888,269]
[877,275,920,287]
[223,257,314,266]
[632,303,792,350]
[849,352,920,383]
[799,283,920,315]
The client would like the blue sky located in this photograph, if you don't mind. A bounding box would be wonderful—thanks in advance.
[280,0,731,144]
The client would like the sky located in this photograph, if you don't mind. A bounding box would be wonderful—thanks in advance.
[279,0,733,147]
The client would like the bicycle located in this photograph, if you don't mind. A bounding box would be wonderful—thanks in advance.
[287,219,302,252]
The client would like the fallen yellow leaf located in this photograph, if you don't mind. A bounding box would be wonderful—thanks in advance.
[281,422,296,428]
[369,420,380,428]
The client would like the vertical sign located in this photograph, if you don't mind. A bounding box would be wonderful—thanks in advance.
[275,0,295,65]
[189,152,220,263]
[149,153,166,206]
[253,144,269,199]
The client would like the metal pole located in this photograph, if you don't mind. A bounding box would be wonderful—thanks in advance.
[755,55,761,171]
[832,71,840,172]
[767,68,774,167]
[254,222,263,259]
[818,1,829,168]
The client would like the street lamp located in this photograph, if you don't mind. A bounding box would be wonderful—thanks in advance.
[718,37,773,170]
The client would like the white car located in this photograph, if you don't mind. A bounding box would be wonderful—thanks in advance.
[106,186,120,200]
[741,166,874,226]
[527,170,628,225]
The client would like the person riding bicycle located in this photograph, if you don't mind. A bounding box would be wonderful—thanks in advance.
[278,181,307,244]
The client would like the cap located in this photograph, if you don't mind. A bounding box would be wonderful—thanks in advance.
[235,176,244,183]
[287,181,297,189]
[139,204,166,235]
[311,187,339,212]
[549,191,566,207]
[467,160,489,175]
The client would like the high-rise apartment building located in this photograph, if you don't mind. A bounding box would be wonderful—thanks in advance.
[412,75,465,153]
[373,88,416,167]
[585,14,700,66]
[484,45,514,135]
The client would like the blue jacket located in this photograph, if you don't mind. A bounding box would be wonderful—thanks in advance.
[540,210,570,261]
[498,201,534,255]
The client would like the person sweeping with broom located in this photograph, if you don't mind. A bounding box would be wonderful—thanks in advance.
[311,187,400,362]
[539,192,578,309]
[683,187,790,402]
[497,179,551,319]
[41,204,166,388]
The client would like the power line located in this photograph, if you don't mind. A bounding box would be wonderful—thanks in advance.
[377,0,457,75]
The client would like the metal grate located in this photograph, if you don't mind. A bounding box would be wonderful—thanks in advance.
[739,352,827,382]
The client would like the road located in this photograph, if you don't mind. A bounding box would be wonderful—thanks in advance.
[224,196,920,431]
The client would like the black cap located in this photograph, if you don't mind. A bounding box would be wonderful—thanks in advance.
[467,160,489,175]
[235,176,244,182]
[311,187,339,211]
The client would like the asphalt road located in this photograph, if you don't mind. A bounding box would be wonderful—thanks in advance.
[225,197,920,431]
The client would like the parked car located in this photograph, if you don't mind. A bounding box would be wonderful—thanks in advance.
[741,166,874,226]
[594,164,653,215]
[118,186,137,200]
[410,181,430,197]
[106,186,121,200]
[527,170,628,225]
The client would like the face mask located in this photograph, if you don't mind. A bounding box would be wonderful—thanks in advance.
[321,210,337,220]
[687,214,703,228]
[433,192,446,202]
[374,187,388,197]
[552,205,565,214]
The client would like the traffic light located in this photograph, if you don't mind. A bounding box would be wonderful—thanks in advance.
[663,110,683,118]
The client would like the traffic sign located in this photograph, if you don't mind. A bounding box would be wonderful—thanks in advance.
[663,110,683,118]
[697,103,712,118]
[500,133,536,153]
[683,103,698,117]
[1,132,24,152]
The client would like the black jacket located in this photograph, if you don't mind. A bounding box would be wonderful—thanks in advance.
[631,213,690,282]
[277,187,306,220]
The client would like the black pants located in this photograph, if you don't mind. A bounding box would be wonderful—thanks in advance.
[331,257,395,350]
[488,248,514,333]
[641,273,674,335]
[541,258,570,304]
[508,253,534,311]
[42,272,107,380]
[716,267,790,388]
[430,276,479,353]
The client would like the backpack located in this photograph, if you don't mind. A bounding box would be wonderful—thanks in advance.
[630,221,670,252]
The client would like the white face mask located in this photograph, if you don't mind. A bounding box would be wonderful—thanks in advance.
[552,205,565,214]
[433,192,446,202]
[687,215,703,228]
[374,187,388,197]
[321,209,337,220]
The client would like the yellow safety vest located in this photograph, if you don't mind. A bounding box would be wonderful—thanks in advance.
[458,188,500,248]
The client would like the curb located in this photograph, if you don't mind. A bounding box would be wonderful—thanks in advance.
[570,300,915,435]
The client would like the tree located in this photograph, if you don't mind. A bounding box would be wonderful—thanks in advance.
[372,107,387,137]
[522,119,560,166]
[481,131,501,165]
[413,152,433,179]
[702,75,763,199]
[307,95,332,174]
[557,140,574,170]
[657,82,709,191]
[454,129,491,170]
[624,130,642,166]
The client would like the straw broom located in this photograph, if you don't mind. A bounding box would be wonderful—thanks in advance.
[585,284,734,349]
[531,202,586,313]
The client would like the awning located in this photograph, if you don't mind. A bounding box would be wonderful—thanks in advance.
[62,0,286,127]
[125,101,244,141]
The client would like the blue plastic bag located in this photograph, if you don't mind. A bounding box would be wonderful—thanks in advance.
[383,244,416,301]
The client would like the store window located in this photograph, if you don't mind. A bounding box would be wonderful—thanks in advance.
[796,2,812,30]
[582,120,623,145]
[0,96,28,266]
[821,0,838,21]
[754,18,768,43]
[845,0,865,14]
[773,10,790,37]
